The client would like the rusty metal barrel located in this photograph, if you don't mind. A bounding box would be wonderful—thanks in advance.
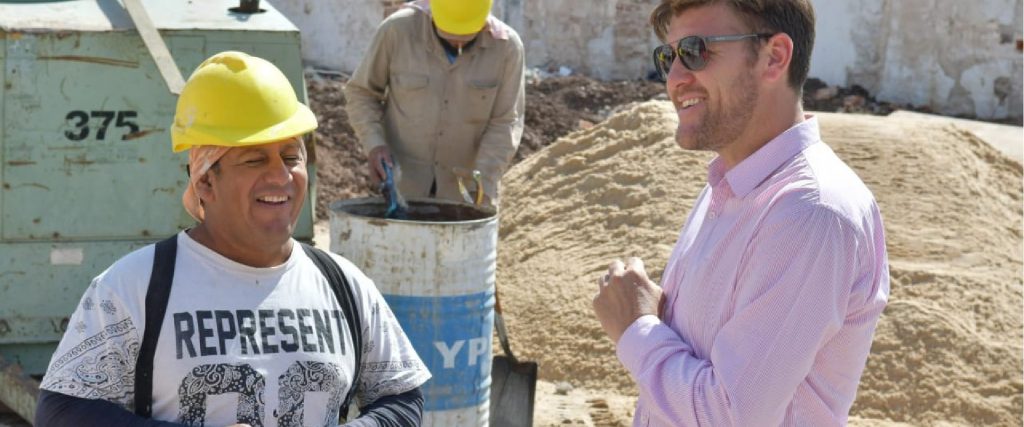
[329,198,497,426]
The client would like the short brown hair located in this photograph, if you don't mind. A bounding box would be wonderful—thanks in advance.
[650,0,815,90]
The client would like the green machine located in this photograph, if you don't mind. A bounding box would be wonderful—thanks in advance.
[0,0,316,421]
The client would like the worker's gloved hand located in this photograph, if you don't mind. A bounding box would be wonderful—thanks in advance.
[367,145,394,188]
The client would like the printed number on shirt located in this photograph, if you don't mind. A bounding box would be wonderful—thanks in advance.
[177,360,347,427]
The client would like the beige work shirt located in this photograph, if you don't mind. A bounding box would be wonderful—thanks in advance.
[344,4,525,205]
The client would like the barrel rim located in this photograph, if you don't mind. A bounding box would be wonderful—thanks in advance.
[328,197,498,225]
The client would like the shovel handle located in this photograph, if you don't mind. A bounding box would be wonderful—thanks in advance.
[493,288,518,363]
[493,284,520,360]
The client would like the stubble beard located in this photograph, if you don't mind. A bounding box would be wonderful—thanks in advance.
[676,68,760,153]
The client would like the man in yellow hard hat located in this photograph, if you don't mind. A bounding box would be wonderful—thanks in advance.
[345,0,525,207]
[35,51,430,427]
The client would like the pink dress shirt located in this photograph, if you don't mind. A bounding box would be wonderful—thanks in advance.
[617,116,889,426]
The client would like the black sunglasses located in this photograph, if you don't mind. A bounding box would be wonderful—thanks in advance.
[652,33,773,81]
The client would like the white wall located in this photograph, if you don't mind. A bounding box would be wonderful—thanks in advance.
[518,0,659,79]
[269,0,660,80]
[272,0,1023,120]
[810,0,1023,120]
[266,0,386,74]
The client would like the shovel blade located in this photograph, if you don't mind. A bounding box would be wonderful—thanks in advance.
[490,356,538,427]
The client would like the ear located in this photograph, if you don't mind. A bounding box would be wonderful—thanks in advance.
[194,170,216,205]
[761,33,794,85]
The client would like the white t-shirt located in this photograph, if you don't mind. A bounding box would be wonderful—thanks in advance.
[41,231,431,427]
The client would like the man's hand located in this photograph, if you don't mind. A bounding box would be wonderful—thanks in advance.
[367,145,393,187]
[592,257,664,344]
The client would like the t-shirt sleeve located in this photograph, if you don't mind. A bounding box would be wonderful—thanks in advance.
[39,275,142,410]
[342,262,431,407]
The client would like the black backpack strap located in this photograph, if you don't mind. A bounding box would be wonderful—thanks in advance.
[135,235,178,417]
[301,244,364,420]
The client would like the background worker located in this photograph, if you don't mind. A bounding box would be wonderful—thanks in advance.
[345,0,525,207]
[35,51,430,427]
[592,0,889,425]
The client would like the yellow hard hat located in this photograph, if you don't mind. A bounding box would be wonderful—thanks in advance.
[431,0,492,36]
[171,51,317,152]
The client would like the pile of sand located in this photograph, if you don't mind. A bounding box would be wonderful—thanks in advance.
[496,101,1023,425]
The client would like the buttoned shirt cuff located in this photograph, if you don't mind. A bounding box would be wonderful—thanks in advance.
[616,315,677,377]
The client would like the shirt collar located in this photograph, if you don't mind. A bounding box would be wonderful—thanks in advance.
[404,0,511,41]
[707,115,822,198]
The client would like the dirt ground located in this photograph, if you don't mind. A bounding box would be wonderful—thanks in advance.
[307,74,664,220]
[306,73,374,220]
[307,73,1014,223]
[517,76,666,162]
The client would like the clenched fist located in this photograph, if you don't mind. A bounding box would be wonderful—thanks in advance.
[592,257,664,344]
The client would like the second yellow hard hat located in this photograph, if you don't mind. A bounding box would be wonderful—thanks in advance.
[432,0,492,36]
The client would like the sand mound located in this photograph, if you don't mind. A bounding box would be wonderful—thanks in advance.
[496,101,1023,425]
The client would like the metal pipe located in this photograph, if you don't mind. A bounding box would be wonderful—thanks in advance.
[230,0,264,14]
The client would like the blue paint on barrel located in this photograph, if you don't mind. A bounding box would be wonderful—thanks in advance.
[331,198,499,425]
[384,291,495,411]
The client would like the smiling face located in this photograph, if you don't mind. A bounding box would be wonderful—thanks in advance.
[197,138,308,255]
[664,3,762,154]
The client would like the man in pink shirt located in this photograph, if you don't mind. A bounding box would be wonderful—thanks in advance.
[592,1,890,425]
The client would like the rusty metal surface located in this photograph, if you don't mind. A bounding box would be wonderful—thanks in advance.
[0,355,39,425]
[36,55,138,67]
